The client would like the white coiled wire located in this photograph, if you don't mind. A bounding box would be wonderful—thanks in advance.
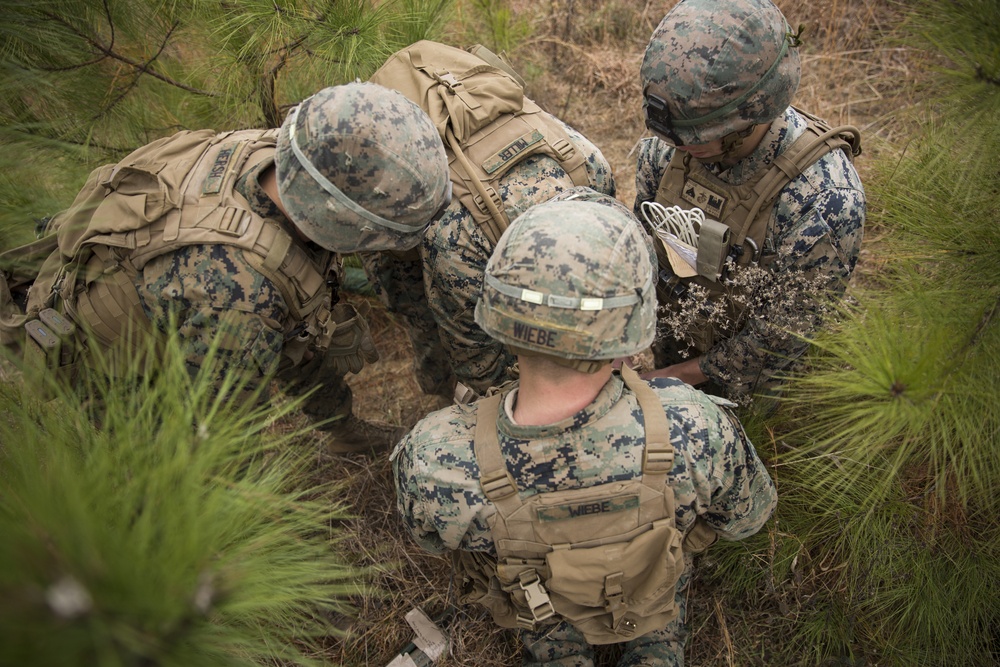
[639,201,704,246]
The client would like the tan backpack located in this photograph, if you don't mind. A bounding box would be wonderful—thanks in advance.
[455,366,712,644]
[369,40,591,245]
[0,129,333,373]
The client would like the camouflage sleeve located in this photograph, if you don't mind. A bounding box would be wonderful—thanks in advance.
[632,137,674,217]
[558,119,617,197]
[392,407,494,554]
[137,244,287,392]
[704,407,776,540]
[422,205,515,395]
[677,393,776,541]
[701,160,866,397]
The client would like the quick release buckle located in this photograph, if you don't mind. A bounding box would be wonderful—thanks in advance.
[517,570,555,628]
[643,91,685,146]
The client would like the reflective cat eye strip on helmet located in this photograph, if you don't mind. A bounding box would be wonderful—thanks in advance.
[484,273,647,310]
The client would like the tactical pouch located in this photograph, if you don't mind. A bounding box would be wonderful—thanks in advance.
[695,217,731,282]
[543,517,684,643]
[453,550,518,625]
[24,318,60,370]
[683,518,719,554]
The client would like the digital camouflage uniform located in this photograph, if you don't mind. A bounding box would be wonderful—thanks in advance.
[361,121,615,397]
[635,0,865,402]
[634,107,865,399]
[393,375,776,665]
[393,199,776,666]
[137,155,355,415]
[5,83,450,439]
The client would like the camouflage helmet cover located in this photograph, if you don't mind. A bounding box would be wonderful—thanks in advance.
[275,82,450,253]
[475,199,656,362]
[641,0,801,145]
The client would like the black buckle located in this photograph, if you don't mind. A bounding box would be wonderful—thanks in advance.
[643,91,685,146]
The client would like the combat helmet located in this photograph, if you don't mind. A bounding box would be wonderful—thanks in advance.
[641,0,801,150]
[275,82,452,253]
[475,199,656,372]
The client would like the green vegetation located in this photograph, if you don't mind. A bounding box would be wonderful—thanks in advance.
[0,331,360,667]
[2,0,999,664]
[711,0,1000,664]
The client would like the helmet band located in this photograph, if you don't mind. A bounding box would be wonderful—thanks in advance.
[484,273,647,311]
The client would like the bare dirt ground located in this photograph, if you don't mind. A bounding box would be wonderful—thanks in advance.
[299,2,923,664]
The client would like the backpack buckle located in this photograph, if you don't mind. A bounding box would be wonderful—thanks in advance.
[480,470,518,500]
[643,447,674,474]
[551,138,576,161]
[518,570,555,626]
[473,187,503,215]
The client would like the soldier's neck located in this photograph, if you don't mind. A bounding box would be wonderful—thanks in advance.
[512,362,612,426]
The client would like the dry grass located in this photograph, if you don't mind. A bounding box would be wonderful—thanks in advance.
[286,2,930,665]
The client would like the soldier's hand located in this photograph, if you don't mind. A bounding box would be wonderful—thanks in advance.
[323,303,379,375]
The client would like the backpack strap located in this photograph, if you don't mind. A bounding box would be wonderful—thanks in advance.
[474,371,676,516]
[447,127,512,246]
[728,114,860,248]
[473,392,524,517]
[655,111,861,262]
[620,365,674,507]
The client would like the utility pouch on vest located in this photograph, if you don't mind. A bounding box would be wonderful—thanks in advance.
[24,319,60,370]
[695,218,731,282]
[543,517,684,640]
[453,549,517,621]
[683,518,718,554]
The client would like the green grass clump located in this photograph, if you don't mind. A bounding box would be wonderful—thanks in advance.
[0,334,360,667]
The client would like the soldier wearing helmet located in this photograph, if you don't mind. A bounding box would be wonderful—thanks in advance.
[392,200,775,666]
[634,0,865,405]
[1,82,451,450]
[358,41,616,404]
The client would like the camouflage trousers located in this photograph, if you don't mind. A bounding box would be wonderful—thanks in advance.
[359,250,455,398]
[520,575,688,667]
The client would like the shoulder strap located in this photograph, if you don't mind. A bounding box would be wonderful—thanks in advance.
[619,365,674,497]
[473,392,524,517]
[730,112,860,245]
[473,371,676,516]
[655,113,861,252]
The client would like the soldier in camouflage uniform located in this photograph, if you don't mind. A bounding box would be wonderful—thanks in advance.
[361,118,614,400]
[393,200,776,665]
[634,0,865,404]
[4,83,451,450]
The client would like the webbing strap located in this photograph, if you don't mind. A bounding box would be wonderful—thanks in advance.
[656,113,860,255]
[730,122,859,246]
[447,127,509,244]
[473,393,523,516]
[620,365,673,493]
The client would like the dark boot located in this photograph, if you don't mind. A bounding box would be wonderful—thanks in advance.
[323,413,407,454]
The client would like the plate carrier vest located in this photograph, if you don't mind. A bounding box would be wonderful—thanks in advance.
[650,109,861,353]
[370,40,592,246]
[0,129,337,374]
[454,366,716,644]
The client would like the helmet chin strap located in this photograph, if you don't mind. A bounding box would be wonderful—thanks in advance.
[507,346,610,374]
[698,124,757,165]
